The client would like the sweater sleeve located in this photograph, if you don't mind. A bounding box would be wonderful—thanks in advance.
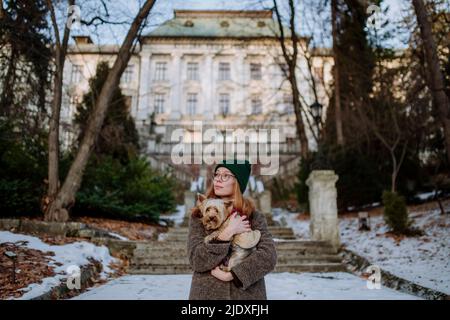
[187,214,232,273]
[230,211,277,290]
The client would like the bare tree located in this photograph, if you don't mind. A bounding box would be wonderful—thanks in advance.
[412,0,450,163]
[43,0,75,216]
[331,0,344,146]
[45,0,157,221]
[272,0,309,158]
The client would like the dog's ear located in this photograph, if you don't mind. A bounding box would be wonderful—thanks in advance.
[197,193,207,205]
[223,200,233,208]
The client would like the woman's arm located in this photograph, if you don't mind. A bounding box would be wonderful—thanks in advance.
[230,211,277,290]
[187,215,231,273]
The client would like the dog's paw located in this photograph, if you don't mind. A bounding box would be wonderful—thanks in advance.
[219,265,231,272]
[234,230,261,249]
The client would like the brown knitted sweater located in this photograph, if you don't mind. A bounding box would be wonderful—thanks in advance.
[187,210,277,300]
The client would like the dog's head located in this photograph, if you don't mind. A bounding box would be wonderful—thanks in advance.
[197,194,233,231]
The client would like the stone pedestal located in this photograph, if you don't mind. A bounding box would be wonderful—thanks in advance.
[258,190,271,214]
[258,190,274,225]
[184,190,196,219]
[306,170,340,249]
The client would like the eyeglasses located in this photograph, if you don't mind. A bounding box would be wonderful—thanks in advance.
[212,172,235,182]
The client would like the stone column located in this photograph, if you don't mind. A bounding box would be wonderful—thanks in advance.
[237,52,246,115]
[203,53,214,120]
[258,190,273,225]
[184,190,196,219]
[136,53,150,121]
[306,170,340,250]
[170,52,182,120]
[199,167,207,192]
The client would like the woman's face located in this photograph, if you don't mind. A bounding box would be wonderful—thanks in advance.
[213,167,236,199]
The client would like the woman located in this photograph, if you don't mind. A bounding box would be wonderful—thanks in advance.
[188,159,277,300]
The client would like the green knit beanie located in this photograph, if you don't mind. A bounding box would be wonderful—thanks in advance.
[214,159,251,193]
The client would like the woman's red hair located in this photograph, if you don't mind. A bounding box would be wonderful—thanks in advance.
[191,181,255,218]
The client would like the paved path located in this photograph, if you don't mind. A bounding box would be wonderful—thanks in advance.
[72,272,420,300]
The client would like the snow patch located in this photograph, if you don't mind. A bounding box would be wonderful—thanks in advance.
[0,231,119,300]
[71,273,420,300]
[159,205,185,227]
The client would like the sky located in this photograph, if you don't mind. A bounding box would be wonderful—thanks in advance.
[67,0,412,49]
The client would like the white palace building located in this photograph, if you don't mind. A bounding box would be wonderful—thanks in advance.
[61,9,333,187]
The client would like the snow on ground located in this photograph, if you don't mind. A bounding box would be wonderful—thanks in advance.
[272,207,450,295]
[107,231,129,241]
[272,208,309,239]
[159,205,185,227]
[0,231,118,300]
[414,191,438,201]
[71,273,419,300]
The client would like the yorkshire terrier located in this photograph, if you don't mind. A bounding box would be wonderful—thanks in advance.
[197,194,261,272]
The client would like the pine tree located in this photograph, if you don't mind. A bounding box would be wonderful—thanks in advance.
[74,61,139,163]
[326,0,376,147]
[0,0,51,128]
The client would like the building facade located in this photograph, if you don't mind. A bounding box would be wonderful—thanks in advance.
[61,10,333,187]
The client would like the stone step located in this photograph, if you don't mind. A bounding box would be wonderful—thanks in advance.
[165,230,295,237]
[165,229,294,237]
[163,235,297,241]
[166,232,296,238]
[169,226,295,230]
[164,232,297,239]
[133,246,339,258]
[133,239,331,248]
[129,265,192,274]
[134,245,337,257]
[168,227,295,234]
[274,263,346,273]
[133,240,335,251]
[131,254,342,265]
[128,263,346,275]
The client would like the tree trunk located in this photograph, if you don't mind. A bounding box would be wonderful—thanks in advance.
[45,0,156,222]
[44,0,74,221]
[1,48,17,117]
[290,73,310,158]
[391,150,397,193]
[412,0,450,163]
[331,0,345,146]
[47,57,63,203]
[273,0,309,158]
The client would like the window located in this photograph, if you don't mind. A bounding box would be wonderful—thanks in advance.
[154,62,167,81]
[68,95,79,118]
[187,93,198,115]
[154,93,165,114]
[124,96,132,112]
[279,63,289,76]
[283,94,294,114]
[251,99,262,115]
[187,62,199,81]
[250,63,262,80]
[219,62,230,80]
[286,137,296,152]
[71,65,82,83]
[313,66,324,83]
[219,93,230,116]
[121,65,134,84]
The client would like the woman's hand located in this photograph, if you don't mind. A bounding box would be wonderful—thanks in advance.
[211,266,233,282]
[217,212,251,241]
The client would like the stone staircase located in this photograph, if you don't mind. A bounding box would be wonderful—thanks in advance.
[128,226,345,274]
